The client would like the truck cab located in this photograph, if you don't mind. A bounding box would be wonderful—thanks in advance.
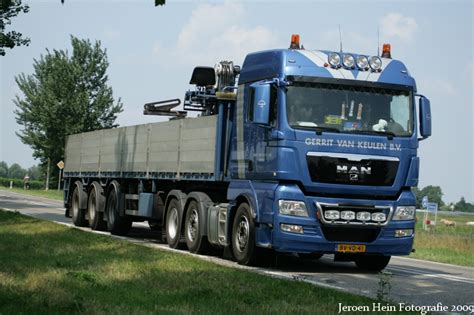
[224,37,431,269]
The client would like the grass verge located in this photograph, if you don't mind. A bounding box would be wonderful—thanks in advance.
[0,186,63,201]
[411,213,474,267]
[0,210,414,314]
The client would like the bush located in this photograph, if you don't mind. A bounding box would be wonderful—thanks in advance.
[0,177,45,190]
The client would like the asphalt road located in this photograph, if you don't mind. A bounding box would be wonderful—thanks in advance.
[1,189,473,311]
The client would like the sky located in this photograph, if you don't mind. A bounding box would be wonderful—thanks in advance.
[0,0,472,203]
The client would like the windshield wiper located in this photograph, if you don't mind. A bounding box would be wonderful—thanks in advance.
[348,130,396,139]
[292,125,340,134]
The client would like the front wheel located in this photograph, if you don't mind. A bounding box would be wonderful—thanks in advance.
[232,203,256,265]
[355,255,391,271]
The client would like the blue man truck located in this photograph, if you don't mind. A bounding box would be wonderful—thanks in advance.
[63,35,431,271]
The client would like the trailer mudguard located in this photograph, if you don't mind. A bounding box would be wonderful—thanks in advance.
[74,180,88,210]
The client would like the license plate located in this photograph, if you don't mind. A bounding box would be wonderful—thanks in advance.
[336,244,366,253]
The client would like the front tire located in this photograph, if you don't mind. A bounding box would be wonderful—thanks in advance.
[232,203,256,265]
[355,255,391,271]
[71,185,87,227]
[184,200,210,254]
[105,182,131,236]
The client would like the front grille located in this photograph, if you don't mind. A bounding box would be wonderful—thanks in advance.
[306,154,399,186]
[321,226,380,242]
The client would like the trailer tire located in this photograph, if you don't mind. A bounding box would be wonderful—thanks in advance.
[71,185,87,227]
[232,203,256,265]
[165,199,183,249]
[184,200,210,254]
[355,255,391,271]
[105,182,131,236]
[87,183,106,231]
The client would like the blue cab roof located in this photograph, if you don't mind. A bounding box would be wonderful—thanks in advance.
[239,49,416,91]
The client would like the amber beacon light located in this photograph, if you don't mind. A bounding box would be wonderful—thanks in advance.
[290,34,301,50]
[382,43,392,59]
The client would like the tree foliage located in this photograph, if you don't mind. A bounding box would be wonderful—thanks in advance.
[413,185,445,208]
[0,162,8,178]
[14,36,123,184]
[0,0,30,56]
[454,197,474,213]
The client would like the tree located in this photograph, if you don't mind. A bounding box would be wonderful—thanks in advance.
[0,0,30,56]
[418,185,445,207]
[27,165,41,181]
[454,197,474,213]
[14,36,123,189]
[412,185,445,208]
[8,163,26,179]
[0,161,8,177]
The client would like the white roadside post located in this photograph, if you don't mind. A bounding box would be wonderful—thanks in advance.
[422,196,429,230]
[57,160,65,191]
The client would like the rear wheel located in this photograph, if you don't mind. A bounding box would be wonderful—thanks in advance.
[184,200,210,254]
[88,184,106,230]
[355,255,391,271]
[71,185,87,227]
[165,199,182,249]
[232,203,256,265]
[105,182,131,236]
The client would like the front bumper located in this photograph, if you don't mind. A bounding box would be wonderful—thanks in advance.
[265,184,415,256]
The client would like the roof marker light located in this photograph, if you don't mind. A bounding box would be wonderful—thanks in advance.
[328,52,341,67]
[356,55,369,70]
[342,54,355,68]
[369,56,382,71]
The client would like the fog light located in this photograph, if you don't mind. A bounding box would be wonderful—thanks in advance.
[395,229,413,237]
[325,210,340,220]
[371,212,387,222]
[356,211,371,221]
[340,211,355,220]
[281,224,304,234]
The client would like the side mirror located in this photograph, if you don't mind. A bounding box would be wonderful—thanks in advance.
[419,96,432,139]
[251,83,271,125]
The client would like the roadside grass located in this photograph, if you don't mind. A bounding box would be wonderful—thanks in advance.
[0,210,416,315]
[0,186,63,201]
[411,213,474,267]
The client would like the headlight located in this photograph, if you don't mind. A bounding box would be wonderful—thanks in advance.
[340,210,355,220]
[393,206,416,220]
[328,52,341,67]
[325,210,340,220]
[371,212,387,222]
[342,54,355,68]
[356,55,369,69]
[369,56,382,71]
[279,200,308,217]
[356,211,371,221]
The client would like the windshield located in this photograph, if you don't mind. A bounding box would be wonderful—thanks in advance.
[286,83,413,137]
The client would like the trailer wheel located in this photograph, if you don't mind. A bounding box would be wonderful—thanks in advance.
[355,255,391,271]
[165,199,182,249]
[232,203,256,265]
[105,182,131,236]
[184,200,210,254]
[71,185,87,227]
[87,183,106,231]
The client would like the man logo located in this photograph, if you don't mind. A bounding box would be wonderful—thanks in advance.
[336,165,371,175]
[350,174,359,181]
